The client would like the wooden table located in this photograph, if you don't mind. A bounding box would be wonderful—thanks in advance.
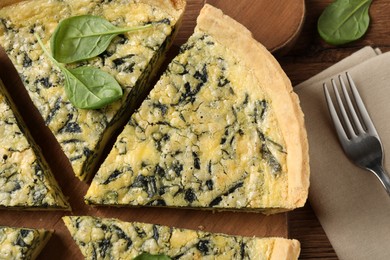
[0,1,388,259]
[283,1,390,259]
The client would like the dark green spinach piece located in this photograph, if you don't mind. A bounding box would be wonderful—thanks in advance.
[36,34,123,109]
[317,0,372,45]
[133,252,172,260]
[51,15,151,63]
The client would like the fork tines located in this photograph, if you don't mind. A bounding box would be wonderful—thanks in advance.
[323,72,378,140]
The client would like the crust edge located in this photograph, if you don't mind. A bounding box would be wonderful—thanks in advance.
[196,4,310,211]
[270,238,301,260]
[140,0,186,19]
[0,0,187,14]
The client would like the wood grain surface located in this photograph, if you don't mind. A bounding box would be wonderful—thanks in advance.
[205,0,305,53]
[173,0,306,52]
[0,0,307,259]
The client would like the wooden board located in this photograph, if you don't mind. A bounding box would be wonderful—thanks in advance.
[0,0,307,258]
[176,0,306,53]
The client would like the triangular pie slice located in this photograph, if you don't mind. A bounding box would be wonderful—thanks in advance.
[0,80,69,209]
[86,4,309,213]
[0,225,52,260]
[0,0,185,181]
[63,216,300,259]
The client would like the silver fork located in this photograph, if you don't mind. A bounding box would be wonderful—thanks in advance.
[323,72,390,196]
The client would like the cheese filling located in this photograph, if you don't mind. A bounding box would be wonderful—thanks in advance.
[0,84,69,209]
[86,32,288,209]
[0,226,51,260]
[64,216,296,259]
[0,0,181,180]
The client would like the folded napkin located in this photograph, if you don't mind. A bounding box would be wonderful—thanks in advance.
[295,46,390,260]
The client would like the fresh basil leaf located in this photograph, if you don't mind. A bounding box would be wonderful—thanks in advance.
[63,67,123,109]
[51,15,151,63]
[317,0,372,45]
[133,253,172,260]
[36,34,123,109]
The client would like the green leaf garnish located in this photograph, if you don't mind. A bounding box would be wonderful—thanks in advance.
[36,34,123,109]
[51,15,152,63]
[317,0,372,45]
[133,252,172,260]
[63,66,123,109]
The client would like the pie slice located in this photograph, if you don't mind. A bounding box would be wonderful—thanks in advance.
[0,225,52,260]
[0,0,186,181]
[85,4,309,213]
[0,80,69,209]
[63,216,300,259]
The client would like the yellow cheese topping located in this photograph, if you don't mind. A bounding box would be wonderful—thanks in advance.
[0,0,183,181]
[0,226,51,260]
[63,216,299,259]
[0,83,69,209]
[86,32,288,210]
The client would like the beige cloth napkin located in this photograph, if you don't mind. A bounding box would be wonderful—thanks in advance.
[295,46,390,260]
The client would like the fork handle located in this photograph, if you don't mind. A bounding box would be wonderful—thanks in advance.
[369,165,390,197]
